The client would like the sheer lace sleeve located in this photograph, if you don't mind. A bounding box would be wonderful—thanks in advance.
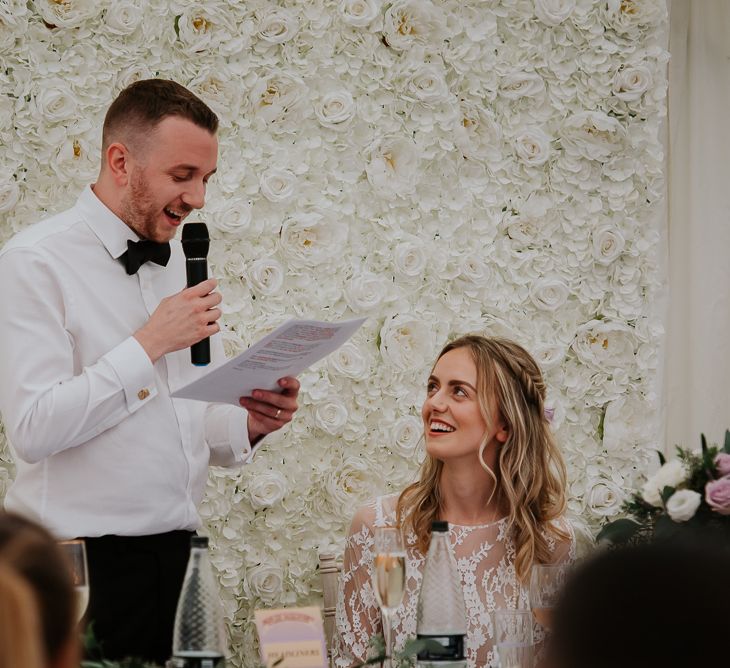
[332,501,381,667]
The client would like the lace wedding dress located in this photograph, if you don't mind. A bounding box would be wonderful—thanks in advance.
[333,494,575,668]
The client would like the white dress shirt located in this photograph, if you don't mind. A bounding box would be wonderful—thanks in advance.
[0,186,254,539]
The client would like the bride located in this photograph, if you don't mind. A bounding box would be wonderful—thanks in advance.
[333,335,574,667]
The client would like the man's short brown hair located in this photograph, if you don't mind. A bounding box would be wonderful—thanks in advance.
[102,79,219,152]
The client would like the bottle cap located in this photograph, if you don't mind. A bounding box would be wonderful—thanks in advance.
[431,520,449,532]
[191,535,209,548]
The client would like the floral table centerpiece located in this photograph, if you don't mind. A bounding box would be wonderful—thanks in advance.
[598,431,730,545]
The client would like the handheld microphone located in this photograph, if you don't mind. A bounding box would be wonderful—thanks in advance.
[181,222,211,366]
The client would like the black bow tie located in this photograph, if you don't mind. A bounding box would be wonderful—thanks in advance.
[120,239,171,275]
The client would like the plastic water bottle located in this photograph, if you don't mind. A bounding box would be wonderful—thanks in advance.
[170,536,226,668]
[416,521,467,667]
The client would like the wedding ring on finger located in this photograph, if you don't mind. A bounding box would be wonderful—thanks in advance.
[275,408,282,419]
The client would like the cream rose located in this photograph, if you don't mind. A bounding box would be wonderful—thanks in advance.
[514,128,552,166]
[380,314,435,371]
[366,137,419,198]
[328,342,369,381]
[257,9,299,44]
[382,0,445,51]
[339,0,381,27]
[406,64,451,105]
[315,398,349,435]
[344,271,389,312]
[534,0,576,26]
[248,470,288,509]
[587,480,624,517]
[247,563,284,604]
[641,460,687,507]
[665,489,702,522]
[260,168,297,202]
[613,65,653,102]
[247,258,285,296]
[530,278,570,311]
[315,89,356,129]
[390,416,423,457]
[592,225,625,265]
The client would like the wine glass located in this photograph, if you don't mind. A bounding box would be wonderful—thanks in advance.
[372,527,406,668]
[58,539,89,622]
[529,564,567,633]
[493,609,534,668]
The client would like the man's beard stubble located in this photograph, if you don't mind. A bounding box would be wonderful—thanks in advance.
[119,168,159,242]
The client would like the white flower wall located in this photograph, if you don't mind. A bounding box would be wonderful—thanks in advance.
[0,0,668,663]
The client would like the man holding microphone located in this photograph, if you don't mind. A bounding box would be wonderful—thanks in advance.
[0,79,300,664]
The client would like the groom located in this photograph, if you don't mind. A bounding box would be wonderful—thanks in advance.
[0,79,300,663]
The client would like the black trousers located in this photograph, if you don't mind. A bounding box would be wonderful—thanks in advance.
[83,530,194,665]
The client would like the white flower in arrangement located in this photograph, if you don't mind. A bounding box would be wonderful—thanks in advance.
[0,180,20,214]
[250,73,309,130]
[33,84,78,124]
[560,111,626,161]
[314,397,349,436]
[380,314,436,372]
[530,278,570,311]
[592,224,625,265]
[499,72,545,100]
[534,0,576,26]
[326,455,378,511]
[34,0,101,28]
[382,0,446,51]
[532,343,567,371]
[665,489,702,522]
[247,562,284,605]
[586,479,624,517]
[208,198,252,235]
[256,8,299,44]
[314,88,356,129]
[188,70,244,125]
[394,240,428,278]
[248,470,288,509]
[390,415,423,457]
[0,2,28,53]
[247,258,285,296]
[328,342,370,381]
[572,319,637,372]
[344,271,390,313]
[365,136,419,198]
[612,65,653,102]
[454,103,503,163]
[514,128,552,166]
[259,168,297,202]
[339,0,381,27]
[458,254,491,286]
[603,0,666,37]
[406,64,451,105]
[105,0,143,35]
[641,460,686,507]
[176,6,239,55]
[603,392,657,456]
[279,211,348,269]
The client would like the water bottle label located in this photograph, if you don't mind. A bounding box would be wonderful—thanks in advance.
[416,634,465,660]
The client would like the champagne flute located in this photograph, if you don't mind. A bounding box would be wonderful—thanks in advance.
[58,539,89,622]
[372,527,406,668]
[529,564,566,632]
[493,609,534,668]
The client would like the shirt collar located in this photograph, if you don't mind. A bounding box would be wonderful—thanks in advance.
[76,185,140,261]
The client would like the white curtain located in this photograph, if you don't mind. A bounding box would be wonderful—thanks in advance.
[665,1,730,449]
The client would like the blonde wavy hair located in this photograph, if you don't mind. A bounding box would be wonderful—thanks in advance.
[396,335,568,583]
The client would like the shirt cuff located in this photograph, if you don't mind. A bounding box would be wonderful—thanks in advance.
[104,336,157,412]
[205,404,256,467]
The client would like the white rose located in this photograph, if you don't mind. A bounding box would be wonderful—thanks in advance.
[248,258,285,296]
[406,64,451,105]
[561,111,626,161]
[390,415,423,457]
[176,7,239,55]
[530,278,570,311]
[587,479,624,517]
[366,137,419,198]
[314,89,356,129]
[35,85,78,123]
[247,563,284,604]
[641,460,687,507]
[612,65,653,102]
[189,70,244,124]
[0,180,20,214]
[458,254,491,285]
[532,343,567,371]
[572,320,637,372]
[328,342,369,380]
[592,225,625,265]
[514,128,552,166]
[344,271,389,312]
[251,73,309,129]
[260,168,297,202]
[603,393,657,455]
[534,0,576,26]
[380,314,435,371]
[499,72,545,100]
[382,0,445,51]
[105,0,143,35]
[0,4,28,53]
[454,103,503,162]
[315,397,349,435]
[257,9,299,44]
[326,456,375,510]
[279,211,348,269]
[35,0,100,28]
[339,0,381,27]
[394,241,428,277]
[209,198,252,234]
[248,470,288,509]
[666,489,702,522]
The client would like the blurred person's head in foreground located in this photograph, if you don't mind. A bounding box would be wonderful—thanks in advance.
[546,536,730,668]
[0,512,78,668]
[0,563,45,668]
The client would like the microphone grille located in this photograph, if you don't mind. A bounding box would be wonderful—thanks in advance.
[181,222,209,258]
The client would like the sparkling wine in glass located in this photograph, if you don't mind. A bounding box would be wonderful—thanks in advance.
[59,539,89,622]
[493,609,534,668]
[372,527,406,668]
[529,564,567,632]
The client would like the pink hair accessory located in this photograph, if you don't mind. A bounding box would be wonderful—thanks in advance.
[543,406,555,423]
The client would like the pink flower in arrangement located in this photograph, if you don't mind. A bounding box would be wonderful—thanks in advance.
[705,476,730,515]
[715,453,730,477]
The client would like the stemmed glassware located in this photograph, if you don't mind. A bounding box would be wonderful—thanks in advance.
[372,527,406,668]
[58,539,89,622]
[493,609,534,668]
[529,563,567,633]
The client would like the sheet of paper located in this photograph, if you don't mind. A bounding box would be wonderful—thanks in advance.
[254,606,327,668]
[170,317,366,405]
